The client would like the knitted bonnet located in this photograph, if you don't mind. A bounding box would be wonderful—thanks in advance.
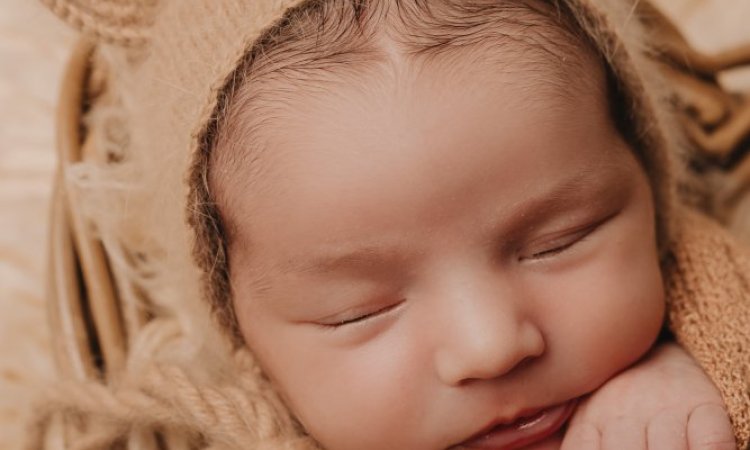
[34,0,750,448]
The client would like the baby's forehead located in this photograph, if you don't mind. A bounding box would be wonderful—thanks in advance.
[212,0,612,237]
[231,72,619,244]
[235,41,606,179]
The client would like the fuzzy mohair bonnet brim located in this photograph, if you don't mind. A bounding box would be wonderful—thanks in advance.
[32,0,750,448]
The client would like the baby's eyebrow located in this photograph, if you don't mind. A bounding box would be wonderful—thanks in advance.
[496,167,618,224]
[485,165,629,239]
[276,239,418,279]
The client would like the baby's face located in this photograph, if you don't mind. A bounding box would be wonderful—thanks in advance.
[225,55,665,449]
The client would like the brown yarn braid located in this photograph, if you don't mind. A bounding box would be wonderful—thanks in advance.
[25,350,318,450]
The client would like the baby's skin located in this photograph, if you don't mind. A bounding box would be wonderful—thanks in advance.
[209,5,736,448]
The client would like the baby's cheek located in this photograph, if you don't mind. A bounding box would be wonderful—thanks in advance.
[254,327,425,450]
[540,243,665,394]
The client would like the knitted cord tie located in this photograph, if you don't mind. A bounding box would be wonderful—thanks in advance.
[24,362,318,450]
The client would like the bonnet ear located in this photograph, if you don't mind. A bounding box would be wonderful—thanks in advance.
[39,0,158,46]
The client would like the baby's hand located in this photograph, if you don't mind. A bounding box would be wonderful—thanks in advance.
[560,342,736,450]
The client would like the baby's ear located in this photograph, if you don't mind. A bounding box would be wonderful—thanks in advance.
[39,0,158,47]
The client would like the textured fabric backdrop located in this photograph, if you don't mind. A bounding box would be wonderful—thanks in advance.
[0,0,748,448]
[0,0,73,447]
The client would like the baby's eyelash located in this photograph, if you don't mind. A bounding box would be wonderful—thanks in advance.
[528,234,588,259]
[320,301,404,329]
[522,221,603,261]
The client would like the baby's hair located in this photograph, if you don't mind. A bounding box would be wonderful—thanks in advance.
[190,0,634,344]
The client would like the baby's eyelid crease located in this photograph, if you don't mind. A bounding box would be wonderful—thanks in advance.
[319,300,404,328]
[529,232,586,259]
[521,221,601,261]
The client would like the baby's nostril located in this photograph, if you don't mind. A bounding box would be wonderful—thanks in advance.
[514,356,537,372]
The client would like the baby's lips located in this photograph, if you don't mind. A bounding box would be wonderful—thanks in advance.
[455,399,578,450]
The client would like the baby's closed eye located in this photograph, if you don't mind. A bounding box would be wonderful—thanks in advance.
[316,298,407,329]
[517,214,614,262]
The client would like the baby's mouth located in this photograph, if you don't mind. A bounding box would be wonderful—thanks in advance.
[454,399,578,449]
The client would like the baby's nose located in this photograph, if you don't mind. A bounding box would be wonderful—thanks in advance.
[432,276,546,386]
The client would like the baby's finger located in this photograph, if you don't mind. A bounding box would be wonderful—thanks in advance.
[687,403,736,450]
[560,421,600,450]
[602,418,646,450]
[646,409,687,450]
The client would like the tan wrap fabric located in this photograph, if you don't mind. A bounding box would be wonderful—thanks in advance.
[664,206,750,445]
